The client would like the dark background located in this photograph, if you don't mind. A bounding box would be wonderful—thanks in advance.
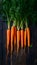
[0,20,37,65]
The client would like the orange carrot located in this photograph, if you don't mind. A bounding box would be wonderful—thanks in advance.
[21,29,24,48]
[11,26,15,53]
[7,29,11,55]
[5,29,11,65]
[26,28,30,47]
[24,28,26,47]
[11,26,15,65]
[17,30,21,53]
[14,27,17,50]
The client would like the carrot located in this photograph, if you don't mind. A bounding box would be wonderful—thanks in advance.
[11,26,15,65]
[26,28,30,47]
[11,26,15,53]
[17,30,21,53]
[5,29,11,65]
[14,27,17,51]
[21,29,24,48]
[7,29,11,55]
[24,28,26,47]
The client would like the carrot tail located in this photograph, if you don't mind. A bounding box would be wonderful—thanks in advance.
[27,28,30,47]
[24,28,26,47]
[21,30,24,48]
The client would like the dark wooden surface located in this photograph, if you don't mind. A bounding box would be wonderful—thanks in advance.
[0,21,37,65]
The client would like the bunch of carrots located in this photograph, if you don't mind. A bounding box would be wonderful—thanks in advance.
[6,21,30,55]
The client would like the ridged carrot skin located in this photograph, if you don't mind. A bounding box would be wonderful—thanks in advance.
[21,29,24,48]
[26,28,30,47]
[17,30,21,53]
[24,28,26,47]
